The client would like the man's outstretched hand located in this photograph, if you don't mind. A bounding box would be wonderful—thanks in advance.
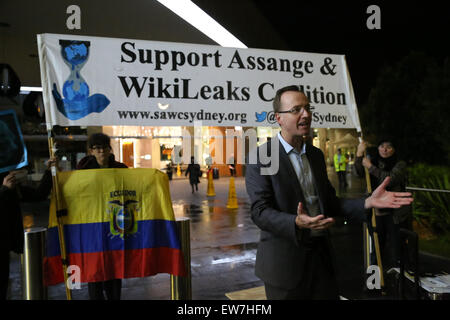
[364,176,413,209]
[295,202,335,230]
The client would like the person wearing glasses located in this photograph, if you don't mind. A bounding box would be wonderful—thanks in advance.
[245,85,414,299]
[77,133,127,300]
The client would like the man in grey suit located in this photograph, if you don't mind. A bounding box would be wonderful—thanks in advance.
[245,85,413,299]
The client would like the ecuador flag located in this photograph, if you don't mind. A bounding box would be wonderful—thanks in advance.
[44,168,185,286]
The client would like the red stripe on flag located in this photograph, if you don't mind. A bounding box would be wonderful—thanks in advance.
[44,247,186,286]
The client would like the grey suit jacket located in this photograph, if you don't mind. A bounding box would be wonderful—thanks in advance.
[245,136,367,289]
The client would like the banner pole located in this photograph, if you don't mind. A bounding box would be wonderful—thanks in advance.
[362,146,385,291]
[363,222,371,271]
[47,129,72,300]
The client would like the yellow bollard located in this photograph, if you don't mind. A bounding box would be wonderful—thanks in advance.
[177,164,181,176]
[206,170,216,196]
[226,176,238,209]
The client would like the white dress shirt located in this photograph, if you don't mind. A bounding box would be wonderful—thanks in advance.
[278,132,324,236]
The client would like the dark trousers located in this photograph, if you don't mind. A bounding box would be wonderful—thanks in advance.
[190,183,198,192]
[264,238,339,300]
[368,214,413,268]
[88,279,122,300]
[337,171,347,191]
[0,251,9,300]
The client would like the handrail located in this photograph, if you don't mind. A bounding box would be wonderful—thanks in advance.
[406,186,450,194]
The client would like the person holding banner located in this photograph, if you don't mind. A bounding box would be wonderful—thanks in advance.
[355,139,412,269]
[76,133,127,300]
[245,85,414,300]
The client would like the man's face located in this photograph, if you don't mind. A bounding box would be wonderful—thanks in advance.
[276,91,312,139]
[89,145,111,166]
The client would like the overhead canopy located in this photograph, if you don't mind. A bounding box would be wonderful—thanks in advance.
[333,133,360,148]
[38,33,361,130]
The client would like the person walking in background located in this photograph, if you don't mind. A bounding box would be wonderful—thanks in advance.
[228,154,236,177]
[334,148,348,192]
[76,132,127,300]
[185,156,201,193]
[355,138,412,268]
[166,161,173,180]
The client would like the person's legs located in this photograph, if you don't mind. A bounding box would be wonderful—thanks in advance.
[264,282,309,300]
[383,214,398,268]
[343,172,348,190]
[0,251,10,300]
[375,215,388,265]
[310,242,340,300]
[104,279,122,300]
[264,240,339,300]
[88,281,105,300]
[344,170,348,188]
[264,246,314,300]
[337,171,345,191]
[392,216,413,267]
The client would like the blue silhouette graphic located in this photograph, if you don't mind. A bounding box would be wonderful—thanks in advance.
[52,40,110,120]
[0,110,28,173]
[255,111,267,122]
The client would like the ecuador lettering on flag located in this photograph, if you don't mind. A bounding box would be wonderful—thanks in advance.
[44,168,185,286]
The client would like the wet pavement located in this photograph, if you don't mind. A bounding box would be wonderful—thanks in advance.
[7,165,450,300]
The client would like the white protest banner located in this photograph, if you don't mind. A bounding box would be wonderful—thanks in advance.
[37,33,360,130]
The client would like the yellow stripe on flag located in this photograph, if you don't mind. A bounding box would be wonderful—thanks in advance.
[49,168,175,227]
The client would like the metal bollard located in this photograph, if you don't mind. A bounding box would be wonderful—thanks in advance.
[170,217,192,300]
[22,227,47,300]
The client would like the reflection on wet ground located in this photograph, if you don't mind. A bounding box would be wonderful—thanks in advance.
[9,169,450,300]
[9,176,262,300]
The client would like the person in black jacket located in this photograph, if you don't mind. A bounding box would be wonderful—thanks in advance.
[76,132,127,300]
[0,172,21,300]
[0,160,54,300]
[245,85,414,299]
[355,138,412,268]
[185,156,201,193]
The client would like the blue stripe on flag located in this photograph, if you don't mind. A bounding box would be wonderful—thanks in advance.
[46,219,180,257]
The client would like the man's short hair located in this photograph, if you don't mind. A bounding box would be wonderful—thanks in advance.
[87,132,111,148]
[272,85,305,112]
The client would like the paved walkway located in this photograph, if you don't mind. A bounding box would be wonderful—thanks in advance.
[7,166,450,300]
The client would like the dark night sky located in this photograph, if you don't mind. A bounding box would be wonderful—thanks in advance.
[195,1,450,106]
